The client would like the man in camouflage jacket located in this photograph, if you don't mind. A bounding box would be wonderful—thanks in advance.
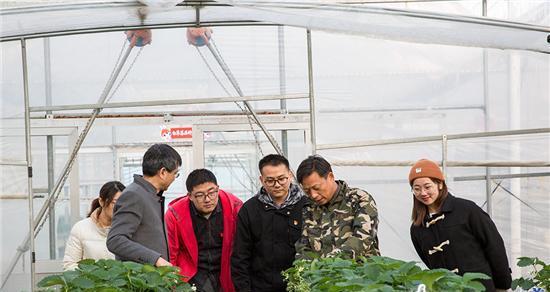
[295,155,380,260]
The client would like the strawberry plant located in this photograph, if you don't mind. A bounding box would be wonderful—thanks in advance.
[37,259,194,292]
[283,256,489,292]
[512,257,549,291]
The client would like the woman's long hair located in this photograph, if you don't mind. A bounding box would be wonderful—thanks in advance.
[411,178,448,227]
[88,181,125,217]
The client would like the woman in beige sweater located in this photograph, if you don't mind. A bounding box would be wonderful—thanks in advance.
[63,181,125,270]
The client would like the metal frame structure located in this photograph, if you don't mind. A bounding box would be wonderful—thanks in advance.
[1,20,315,290]
[1,1,549,290]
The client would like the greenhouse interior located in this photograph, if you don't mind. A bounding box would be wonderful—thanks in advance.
[1,0,549,291]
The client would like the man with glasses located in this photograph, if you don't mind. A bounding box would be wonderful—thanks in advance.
[165,169,242,292]
[232,154,309,292]
[107,143,181,267]
[295,155,380,260]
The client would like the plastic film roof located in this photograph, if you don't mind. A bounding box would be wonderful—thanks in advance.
[218,0,550,53]
[1,1,549,53]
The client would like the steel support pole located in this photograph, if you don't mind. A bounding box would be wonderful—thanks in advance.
[9,37,37,292]
[509,50,522,278]
[46,136,55,258]
[441,135,448,181]
[23,37,36,292]
[330,160,550,167]
[1,44,134,288]
[482,0,492,217]
[44,37,56,259]
[29,94,308,112]
[307,29,317,154]
[278,26,288,156]
[68,129,80,227]
[318,128,550,150]
[205,42,285,156]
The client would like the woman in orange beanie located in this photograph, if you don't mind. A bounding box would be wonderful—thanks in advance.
[408,159,512,292]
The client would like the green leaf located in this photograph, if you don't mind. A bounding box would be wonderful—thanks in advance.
[110,278,127,287]
[96,288,121,292]
[142,264,157,273]
[511,278,521,290]
[415,270,447,290]
[71,276,95,289]
[396,261,419,275]
[462,272,491,282]
[463,281,486,292]
[519,279,536,290]
[90,269,112,281]
[62,270,80,282]
[37,275,65,287]
[77,259,96,266]
[129,275,147,288]
[143,271,164,287]
[123,261,143,272]
[517,257,536,267]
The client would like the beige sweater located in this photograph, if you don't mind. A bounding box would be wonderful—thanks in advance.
[63,209,115,270]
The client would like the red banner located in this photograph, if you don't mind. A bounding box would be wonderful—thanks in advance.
[161,127,192,140]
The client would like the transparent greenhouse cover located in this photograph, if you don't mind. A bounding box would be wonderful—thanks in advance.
[1,0,549,290]
[1,0,549,53]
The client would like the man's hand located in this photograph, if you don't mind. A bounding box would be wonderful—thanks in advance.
[155,257,172,267]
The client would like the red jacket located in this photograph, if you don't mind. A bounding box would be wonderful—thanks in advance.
[165,190,242,292]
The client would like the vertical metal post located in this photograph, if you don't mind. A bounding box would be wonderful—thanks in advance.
[44,38,52,106]
[192,125,205,169]
[441,134,448,181]
[68,129,80,226]
[46,136,55,258]
[112,126,118,179]
[482,0,493,217]
[22,37,36,291]
[509,50,522,278]
[44,37,56,259]
[278,26,288,157]
[306,29,317,154]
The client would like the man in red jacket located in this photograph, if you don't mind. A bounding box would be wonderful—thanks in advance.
[165,169,242,292]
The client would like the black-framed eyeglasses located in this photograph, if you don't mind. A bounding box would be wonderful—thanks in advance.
[264,176,289,187]
[192,188,219,201]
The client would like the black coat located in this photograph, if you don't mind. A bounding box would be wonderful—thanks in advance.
[231,195,309,292]
[410,194,512,291]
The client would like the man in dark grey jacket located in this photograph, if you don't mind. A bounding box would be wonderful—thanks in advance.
[107,144,181,267]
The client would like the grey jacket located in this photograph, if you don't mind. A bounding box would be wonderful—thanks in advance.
[107,174,169,265]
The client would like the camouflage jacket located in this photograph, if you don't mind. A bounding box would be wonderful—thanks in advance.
[295,180,380,260]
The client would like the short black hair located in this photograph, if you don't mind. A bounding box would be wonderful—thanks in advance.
[296,155,333,183]
[142,144,182,177]
[186,169,218,192]
[258,154,290,174]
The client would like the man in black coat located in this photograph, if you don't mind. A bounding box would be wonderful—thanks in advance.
[107,143,181,267]
[232,154,309,292]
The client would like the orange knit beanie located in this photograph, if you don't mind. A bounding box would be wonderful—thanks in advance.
[408,159,444,185]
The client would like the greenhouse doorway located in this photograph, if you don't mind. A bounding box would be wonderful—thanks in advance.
[192,115,311,202]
